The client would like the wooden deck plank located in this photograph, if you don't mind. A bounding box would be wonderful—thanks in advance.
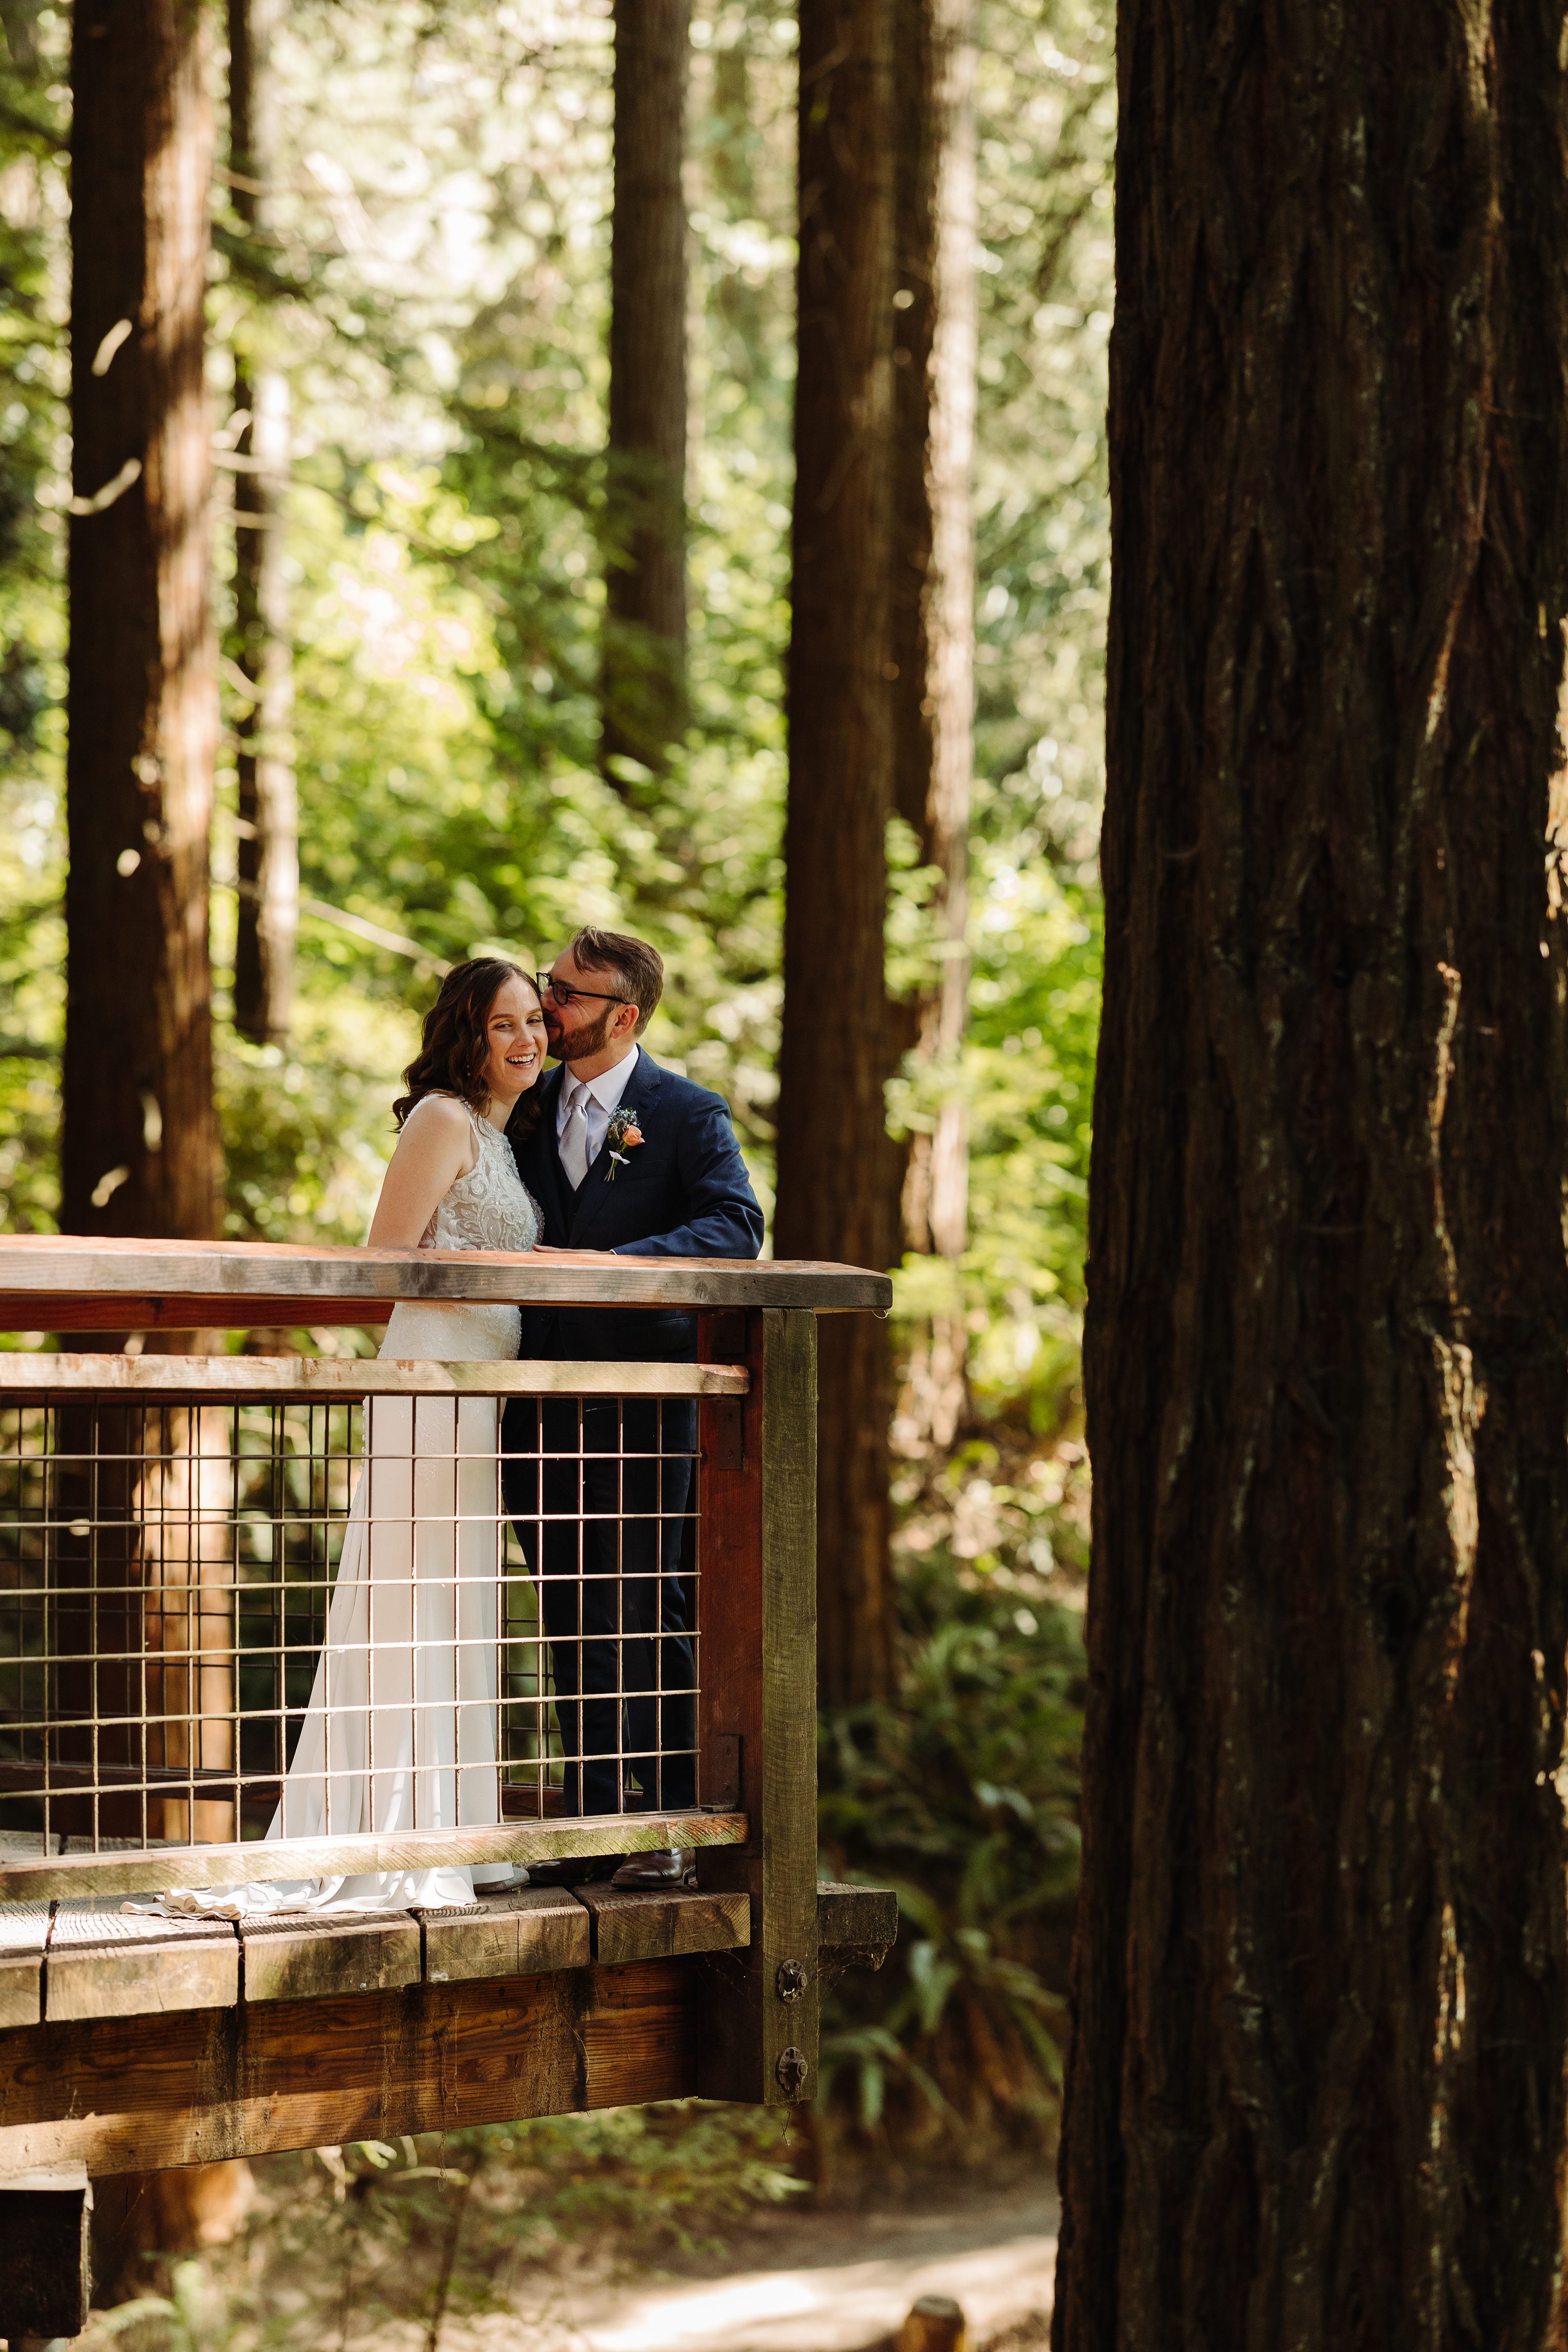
[47,1903,239,2023]
[239,1910,421,2003]
[0,1962,692,2176]
[420,1887,590,1984]
[576,1884,750,1966]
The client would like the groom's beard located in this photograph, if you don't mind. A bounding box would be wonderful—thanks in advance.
[551,1004,617,1064]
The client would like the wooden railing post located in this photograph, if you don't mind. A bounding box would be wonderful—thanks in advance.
[695,1306,818,2104]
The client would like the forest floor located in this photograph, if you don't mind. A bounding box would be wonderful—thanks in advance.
[400,2171,1057,2352]
[82,2160,1057,2352]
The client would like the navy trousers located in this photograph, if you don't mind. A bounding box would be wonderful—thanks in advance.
[500,1394,697,1816]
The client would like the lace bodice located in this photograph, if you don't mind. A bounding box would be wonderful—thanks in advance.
[407,1096,541,1254]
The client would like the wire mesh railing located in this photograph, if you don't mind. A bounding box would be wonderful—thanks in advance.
[0,1364,733,1885]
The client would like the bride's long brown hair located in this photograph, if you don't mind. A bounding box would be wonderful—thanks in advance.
[392,958,540,1128]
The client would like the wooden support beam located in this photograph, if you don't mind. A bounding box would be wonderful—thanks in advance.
[0,1961,695,2177]
[696,1307,819,2105]
[816,1880,900,1976]
[0,1292,396,1333]
[0,2164,91,2342]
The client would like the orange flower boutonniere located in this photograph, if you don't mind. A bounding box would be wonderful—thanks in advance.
[605,1106,644,1182]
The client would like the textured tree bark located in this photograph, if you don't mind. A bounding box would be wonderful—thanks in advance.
[776,0,897,1709]
[1055,6,1568,2348]
[62,1,232,2246]
[602,0,689,782]
[63,0,220,1242]
[228,0,296,1046]
[889,0,977,1457]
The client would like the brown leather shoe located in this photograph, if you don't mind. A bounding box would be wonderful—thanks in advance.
[608,1847,687,1890]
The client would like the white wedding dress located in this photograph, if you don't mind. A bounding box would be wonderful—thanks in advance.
[154,1097,541,1917]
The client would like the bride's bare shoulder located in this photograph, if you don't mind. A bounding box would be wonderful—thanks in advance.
[399,1091,476,1137]
[395,1092,480,1171]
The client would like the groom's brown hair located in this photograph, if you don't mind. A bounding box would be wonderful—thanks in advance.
[571,927,663,1035]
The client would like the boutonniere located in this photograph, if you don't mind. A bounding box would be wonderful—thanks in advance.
[605,1106,645,1182]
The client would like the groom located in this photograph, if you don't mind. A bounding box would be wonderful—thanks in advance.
[502,927,764,1887]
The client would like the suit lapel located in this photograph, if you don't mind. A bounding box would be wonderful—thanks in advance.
[569,1053,663,1247]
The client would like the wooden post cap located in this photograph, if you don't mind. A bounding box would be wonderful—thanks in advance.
[895,2295,968,2352]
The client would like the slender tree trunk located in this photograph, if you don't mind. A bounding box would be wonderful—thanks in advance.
[602,0,688,783]
[890,0,977,1458]
[1055,6,1568,2346]
[228,0,296,1046]
[776,0,897,1709]
[63,0,220,1241]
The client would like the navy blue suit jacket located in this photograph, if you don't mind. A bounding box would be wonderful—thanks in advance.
[506,1051,765,1363]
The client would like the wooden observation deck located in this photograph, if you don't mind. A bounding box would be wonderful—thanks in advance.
[0,1238,896,2343]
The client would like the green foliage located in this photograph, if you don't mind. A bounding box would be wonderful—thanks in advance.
[818,1508,1086,2155]
[887,0,1112,1424]
[462,2103,806,2254]
[85,2108,805,2352]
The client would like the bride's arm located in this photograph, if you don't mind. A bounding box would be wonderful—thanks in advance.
[366,1098,477,1248]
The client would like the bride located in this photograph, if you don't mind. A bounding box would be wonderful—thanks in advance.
[159,958,547,1916]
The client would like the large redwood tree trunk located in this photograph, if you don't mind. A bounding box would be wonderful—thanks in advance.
[1055,5,1568,2346]
[63,0,220,1240]
[228,0,296,1046]
[602,0,689,781]
[775,0,897,1708]
[890,0,977,1457]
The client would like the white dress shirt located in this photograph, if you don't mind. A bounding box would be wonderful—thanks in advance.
[556,1045,640,1189]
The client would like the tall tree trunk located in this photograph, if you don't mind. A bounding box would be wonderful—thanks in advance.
[602,0,688,783]
[776,0,897,1710]
[1055,7,1568,2347]
[890,0,977,1458]
[63,0,220,1242]
[228,0,296,1046]
[62,0,236,2251]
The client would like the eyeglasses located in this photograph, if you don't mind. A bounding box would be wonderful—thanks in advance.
[535,972,631,1010]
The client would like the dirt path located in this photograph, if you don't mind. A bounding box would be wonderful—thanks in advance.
[452,2176,1057,2352]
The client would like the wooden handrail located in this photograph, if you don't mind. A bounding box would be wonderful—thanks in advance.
[0,1235,892,1317]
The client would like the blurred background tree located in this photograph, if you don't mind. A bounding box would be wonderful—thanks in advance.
[64,0,220,1244]
[776,0,899,1709]
[0,0,1112,2183]
[227,0,298,1048]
